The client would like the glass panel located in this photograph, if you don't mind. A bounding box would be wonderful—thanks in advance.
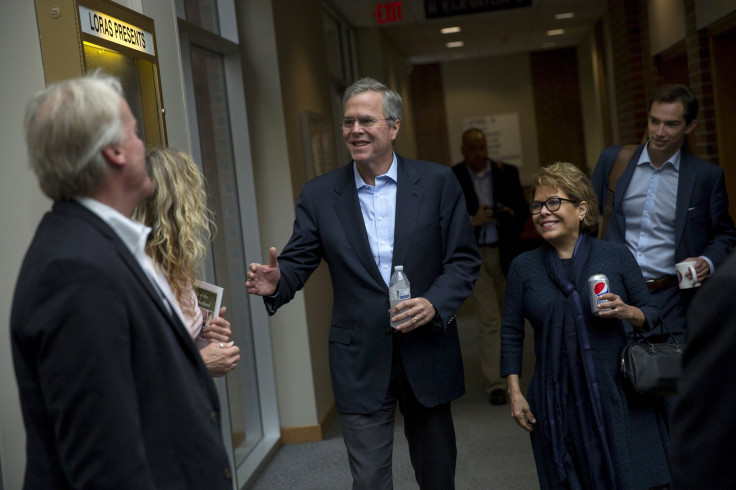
[189,44,263,465]
[83,43,165,147]
[84,43,146,143]
[184,0,220,35]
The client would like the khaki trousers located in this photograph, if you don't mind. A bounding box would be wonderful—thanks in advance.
[472,245,506,392]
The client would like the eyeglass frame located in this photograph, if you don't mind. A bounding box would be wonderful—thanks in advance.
[340,116,396,130]
[529,197,579,215]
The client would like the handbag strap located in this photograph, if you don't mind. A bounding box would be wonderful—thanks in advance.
[598,145,637,240]
[632,313,680,346]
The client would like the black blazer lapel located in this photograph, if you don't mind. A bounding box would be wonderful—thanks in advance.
[392,157,422,271]
[66,201,202,363]
[674,149,696,251]
[332,165,387,288]
[114,244,204,363]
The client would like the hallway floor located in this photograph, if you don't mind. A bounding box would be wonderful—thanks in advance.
[250,302,539,489]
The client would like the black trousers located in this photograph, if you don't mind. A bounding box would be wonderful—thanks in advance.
[339,336,457,490]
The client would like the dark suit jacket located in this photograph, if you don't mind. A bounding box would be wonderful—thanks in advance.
[671,252,736,490]
[591,144,736,276]
[11,201,231,490]
[452,159,528,275]
[266,155,480,414]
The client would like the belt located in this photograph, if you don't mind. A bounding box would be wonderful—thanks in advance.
[478,242,499,247]
[645,276,677,291]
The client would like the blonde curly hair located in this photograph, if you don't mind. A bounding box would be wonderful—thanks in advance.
[132,147,215,317]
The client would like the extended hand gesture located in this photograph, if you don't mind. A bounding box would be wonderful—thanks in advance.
[245,247,280,296]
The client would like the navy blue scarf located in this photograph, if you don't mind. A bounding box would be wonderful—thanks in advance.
[540,233,615,489]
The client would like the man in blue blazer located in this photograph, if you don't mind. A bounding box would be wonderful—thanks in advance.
[246,78,480,489]
[11,74,232,489]
[591,84,736,344]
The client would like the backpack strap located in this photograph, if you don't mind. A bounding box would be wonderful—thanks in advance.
[598,145,637,240]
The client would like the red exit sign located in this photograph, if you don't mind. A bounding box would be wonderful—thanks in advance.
[373,1,403,24]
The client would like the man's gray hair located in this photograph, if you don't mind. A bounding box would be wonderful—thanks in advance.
[24,71,125,201]
[343,77,403,122]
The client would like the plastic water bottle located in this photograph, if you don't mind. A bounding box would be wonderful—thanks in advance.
[389,265,411,329]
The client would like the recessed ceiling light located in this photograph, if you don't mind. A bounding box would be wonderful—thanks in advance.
[547,29,565,36]
[555,12,574,20]
[446,41,464,48]
[441,26,461,34]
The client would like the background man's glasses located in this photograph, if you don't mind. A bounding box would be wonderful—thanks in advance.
[340,117,394,129]
[529,197,578,215]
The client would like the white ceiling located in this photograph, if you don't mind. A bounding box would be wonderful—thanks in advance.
[325,0,608,64]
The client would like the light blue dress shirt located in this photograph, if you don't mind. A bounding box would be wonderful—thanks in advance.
[354,153,398,286]
[467,160,499,245]
[622,143,713,279]
[622,144,679,279]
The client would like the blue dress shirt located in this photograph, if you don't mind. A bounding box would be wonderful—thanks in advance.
[354,153,398,286]
[467,160,499,245]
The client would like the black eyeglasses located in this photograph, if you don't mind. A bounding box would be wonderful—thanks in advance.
[529,197,578,215]
[340,117,394,129]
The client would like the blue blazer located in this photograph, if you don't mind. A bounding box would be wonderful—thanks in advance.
[591,144,736,273]
[11,201,231,489]
[266,155,480,414]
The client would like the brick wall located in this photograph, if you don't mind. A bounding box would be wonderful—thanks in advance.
[606,0,668,145]
[529,48,587,171]
[684,0,718,162]
[409,63,451,165]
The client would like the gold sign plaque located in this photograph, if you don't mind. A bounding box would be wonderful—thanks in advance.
[78,5,155,56]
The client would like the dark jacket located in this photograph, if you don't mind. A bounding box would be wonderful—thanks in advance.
[452,159,528,275]
[591,144,736,271]
[266,155,481,414]
[11,201,232,489]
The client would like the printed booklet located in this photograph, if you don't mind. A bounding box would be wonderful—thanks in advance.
[194,280,223,345]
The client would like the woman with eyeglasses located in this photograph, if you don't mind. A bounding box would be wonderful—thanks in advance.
[500,162,670,489]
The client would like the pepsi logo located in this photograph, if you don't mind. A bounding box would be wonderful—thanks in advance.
[593,282,607,295]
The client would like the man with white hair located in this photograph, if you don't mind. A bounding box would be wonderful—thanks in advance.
[11,73,232,489]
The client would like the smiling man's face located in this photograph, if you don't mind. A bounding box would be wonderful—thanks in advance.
[342,91,399,170]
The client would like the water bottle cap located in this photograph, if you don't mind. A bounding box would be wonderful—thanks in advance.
[394,265,403,270]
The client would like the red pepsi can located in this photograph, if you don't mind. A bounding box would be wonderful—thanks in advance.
[588,274,610,315]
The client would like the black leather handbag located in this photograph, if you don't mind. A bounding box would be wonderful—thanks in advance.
[619,315,685,396]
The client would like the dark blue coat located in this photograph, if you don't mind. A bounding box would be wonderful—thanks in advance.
[591,144,736,272]
[501,240,671,489]
[266,155,480,414]
[591,144,736,340]
[11,201,231,489]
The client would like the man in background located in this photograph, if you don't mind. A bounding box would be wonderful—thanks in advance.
[591,84,736,344]
[452,127,528,405]
[247,77,479,489]
[11,73,231,489]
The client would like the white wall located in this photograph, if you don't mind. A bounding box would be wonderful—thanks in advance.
[441,53,540,187]
[0,2,51,488]
[238,0,319,429]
